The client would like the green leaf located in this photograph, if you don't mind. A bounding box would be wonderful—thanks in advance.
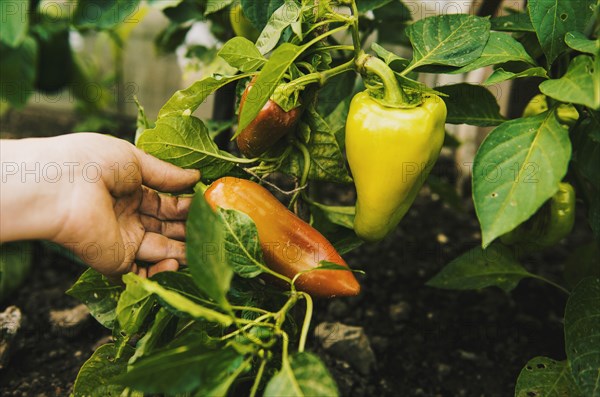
[66,268,122,328]
[0,242,32,303]
[484,67,549,85]
[473,111,571,247]
[205,0,233,15]
[218,208,264,278]
[116,277,155,336]
[540,55,600,110]
[564,277,600,397]
[128,308,174,365]
[0,37,38,107]
[137,115,234,180]
[405,14,490,72]
[282,108,352,183]
[437,83,506,126]
[514,357,582,397]
[565,32,600,55]
[123,273,232,326]
[264,352,339,397]
[241,0,284,31]
[74,0,141,29]
[116,340,247,394]
[490,13,534,32]
[371,42,410,69]
[219,37,266,72]
[255,0,301,55]
[528,0,596,65]
[73,344,141,397]
[158,74,249,119]
[187,193,233,308]
[152,270,207,303]
[356,0,394,13]
[309,203,355,230]
[237,43,302,134]
[450,31,536,73]
[0,0,29,47]
[427,243,533,292]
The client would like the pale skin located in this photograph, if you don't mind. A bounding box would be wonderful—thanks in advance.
[0,133,201,279]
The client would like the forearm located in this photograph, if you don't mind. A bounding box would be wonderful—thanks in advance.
[0,137,70,242]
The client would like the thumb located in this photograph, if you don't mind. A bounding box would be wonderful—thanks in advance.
[134,148,201,192]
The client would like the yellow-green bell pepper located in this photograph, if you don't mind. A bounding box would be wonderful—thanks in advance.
[346,91,447,242]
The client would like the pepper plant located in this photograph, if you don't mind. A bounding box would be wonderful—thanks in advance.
[58,0,600,395]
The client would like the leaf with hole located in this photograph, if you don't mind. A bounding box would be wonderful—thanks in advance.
[540,55,600,110]
[514,357,582,397]
[473,111,571,247]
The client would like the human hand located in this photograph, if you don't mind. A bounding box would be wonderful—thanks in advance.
[0,133,200,279]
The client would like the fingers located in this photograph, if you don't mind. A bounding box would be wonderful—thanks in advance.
[136,232,186,265]
[147,258,179,278]
[140,186,193,221]
[140,214,186,241]
[134,148,200,193]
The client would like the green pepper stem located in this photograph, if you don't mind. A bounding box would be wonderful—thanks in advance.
[358,53,408,106]
[249,358,267,397]
[349,0,361,58]
[530,274,570,295]
[297,292,313,353]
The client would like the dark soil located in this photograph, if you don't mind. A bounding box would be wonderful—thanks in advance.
[0,180,589,397]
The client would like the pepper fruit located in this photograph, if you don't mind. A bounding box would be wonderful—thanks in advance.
[346,92,447,242]
[500,182,576,250]
[204,177,360,298]
[229,3,260,42]
[236,77,302,158]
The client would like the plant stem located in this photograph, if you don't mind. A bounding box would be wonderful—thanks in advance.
[275,294,299,329]
[249,358,267,397]
[298,292,313,353]
[289,141,311,208]
[357,53,409,106]
[530,274,570,295]
[349,0,362,58]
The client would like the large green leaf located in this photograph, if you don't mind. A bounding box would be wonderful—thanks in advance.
[236,43,302,134]
[484,67,549,85]
[540,55,600,110]
[73,344,141,397]
[473,111,571,247]
[437,83,506,126]
[241,0,284,31]
[255,0,301,55]
[514,357,582,397]
[66,268,122,328]
[0,0,29,47]
[74,0,141,29]
[218,209,264,278]
[264,352,339,397]
[0,242,32,303]
[564,277,600,397]
[186,193,233,308]
[404,14,490,72]
[218,37,266,72]
[116,340,247,394]
[451,31,536,73]
[0,37,37,107]
[137,115,234,180]
[128,307,174,365]
[427,243,533,292]
[528,0,595,65]
[122,273,232,325]
[158,74,249,119]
